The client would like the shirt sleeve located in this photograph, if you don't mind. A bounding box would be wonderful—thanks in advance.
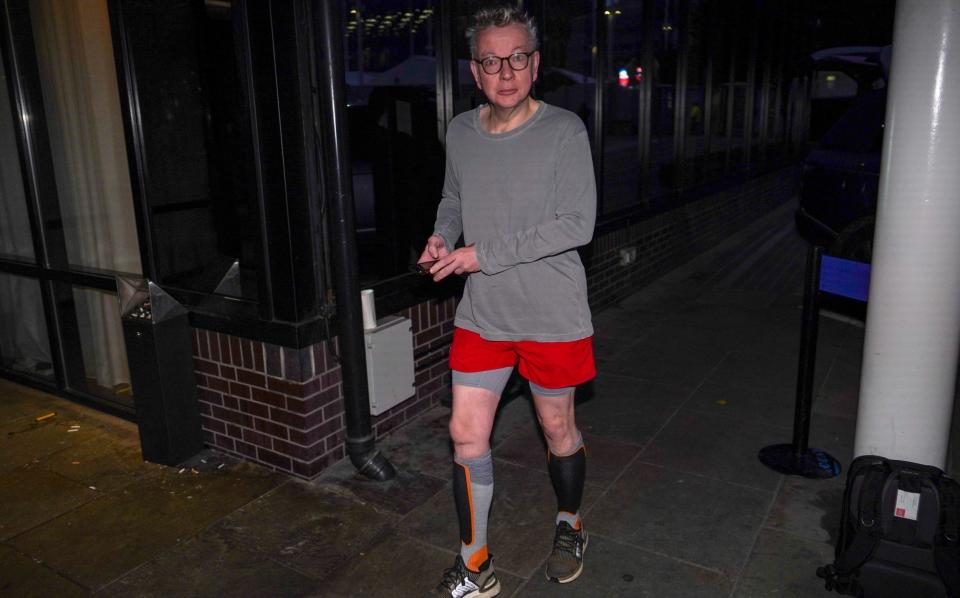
[475,125,596,275]
[432,144,462,253]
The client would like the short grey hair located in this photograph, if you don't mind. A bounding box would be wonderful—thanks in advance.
[466,5,539,59]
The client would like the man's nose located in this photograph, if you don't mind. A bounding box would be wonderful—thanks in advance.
[499,63,515,80]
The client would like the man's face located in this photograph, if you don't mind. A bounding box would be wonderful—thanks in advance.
[470,23,540,111]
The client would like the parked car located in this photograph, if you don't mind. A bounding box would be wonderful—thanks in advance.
[796,48,889,263]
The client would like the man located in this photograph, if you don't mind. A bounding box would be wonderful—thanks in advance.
[420,6,597,597]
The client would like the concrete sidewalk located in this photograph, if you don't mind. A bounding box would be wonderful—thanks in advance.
[0,202,863,596]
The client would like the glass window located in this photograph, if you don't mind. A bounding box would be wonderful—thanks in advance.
[650,0,678,196]
[0,274,52,382]
[681,0,707,184]
[724,2,750,171]
[62,285,133,409]
[451,0,487,117]
[703,0,730,180]
[345,1,442,286]
[602,1,643,213]
[112,0,262,300]
[534,1,596,131]
[0,42,36,263]
[29,0,141,276]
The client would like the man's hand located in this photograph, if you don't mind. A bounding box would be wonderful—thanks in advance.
[418,235,449,264]
[430,245,480,281]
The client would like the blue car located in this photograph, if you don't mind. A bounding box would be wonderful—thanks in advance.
[795,45,890,262]
[796,88,886,262]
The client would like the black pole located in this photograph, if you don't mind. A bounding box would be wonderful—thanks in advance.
[758,245,840,479]
[314,0,394,481]
[792,244,822,457]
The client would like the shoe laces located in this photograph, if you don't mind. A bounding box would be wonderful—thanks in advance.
[440,556,469,590]
[552,522,581,557]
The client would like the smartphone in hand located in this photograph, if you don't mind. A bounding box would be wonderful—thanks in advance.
[411,259,438,275]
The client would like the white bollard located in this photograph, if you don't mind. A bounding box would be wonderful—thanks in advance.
[854,0,960,468]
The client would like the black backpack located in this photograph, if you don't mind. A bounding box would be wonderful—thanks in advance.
[817,455,960,597]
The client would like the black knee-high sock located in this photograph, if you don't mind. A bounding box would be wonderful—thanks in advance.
[548,438,586,527]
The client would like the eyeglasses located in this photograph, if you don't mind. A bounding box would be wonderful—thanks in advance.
[473,51,535,75]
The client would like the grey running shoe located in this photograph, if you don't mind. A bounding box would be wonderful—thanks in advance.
[431,554,500,598]
[545,521,588,583]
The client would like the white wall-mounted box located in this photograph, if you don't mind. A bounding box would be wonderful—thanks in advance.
[364,315,415,416]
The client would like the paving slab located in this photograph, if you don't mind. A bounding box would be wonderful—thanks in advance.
[317,456,448,518]
[0,544,86,597]
[765,475,844,545]
[813,351,863,420]
[0,379,64,421]
[734,529,834,597]
[10,462,282,590]
[373,407,453,480]
[588,462,773,575]
[0,468,98,542]
[0,418,93,473]
[209,478,395,581]
[575,373,690,446]
[98,533,317,597]
[684,380,797,429]
[639,409,785,492]
[35,433,159,494]
[706,347,836,396]
[602,334,728,391]
[516,533,734,597]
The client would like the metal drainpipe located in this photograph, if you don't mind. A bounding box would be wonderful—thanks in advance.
[854,0,960,468]
[314,0,395,481]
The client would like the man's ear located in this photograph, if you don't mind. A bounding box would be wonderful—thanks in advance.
[470,60,483,89]
[531,51,541,82]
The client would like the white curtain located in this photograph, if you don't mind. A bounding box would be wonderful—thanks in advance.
[0,36,50,370]
[30,0,141,389]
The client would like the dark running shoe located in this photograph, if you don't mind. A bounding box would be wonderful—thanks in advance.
[430,554,500,598]
[545,521,588,583]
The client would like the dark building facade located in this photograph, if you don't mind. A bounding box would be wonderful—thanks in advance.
[0,0,892,478]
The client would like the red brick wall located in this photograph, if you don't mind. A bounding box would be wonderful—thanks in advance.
[191,296,456,479]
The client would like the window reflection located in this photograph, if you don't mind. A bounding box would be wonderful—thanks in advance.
[650,0,678,196]
[67,285,134,409]
[30,0,142,276]
[0,274,52,381]
[345,1,441,285]
[113,0,261,300]
[602,1,643,212]
[0,52,35,263]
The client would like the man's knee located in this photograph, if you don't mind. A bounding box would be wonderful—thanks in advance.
[539,412,576,441]
[449,416,479,446]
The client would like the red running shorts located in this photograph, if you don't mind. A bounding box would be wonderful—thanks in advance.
[449,327,596,389]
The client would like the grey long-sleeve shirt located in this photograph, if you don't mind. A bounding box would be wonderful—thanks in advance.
[432,102,596,341]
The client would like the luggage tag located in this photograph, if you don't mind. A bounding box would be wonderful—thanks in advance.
[894,489,920,520]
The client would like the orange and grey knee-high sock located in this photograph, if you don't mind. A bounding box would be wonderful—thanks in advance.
[453,451,494,572]
[548,435,586,529]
